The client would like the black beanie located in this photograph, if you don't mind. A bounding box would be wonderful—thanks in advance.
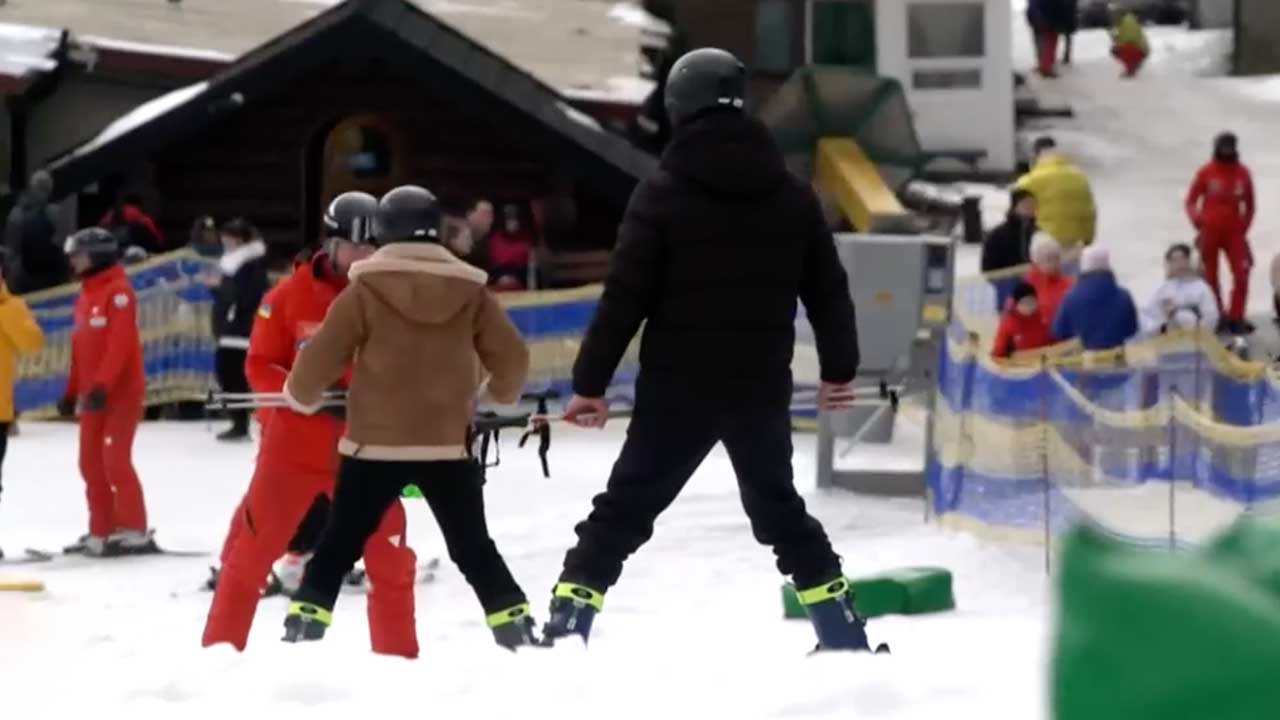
[1011,281,1037,304]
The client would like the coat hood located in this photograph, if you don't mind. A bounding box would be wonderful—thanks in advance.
[349,243,489,326]
[660,111,789,199]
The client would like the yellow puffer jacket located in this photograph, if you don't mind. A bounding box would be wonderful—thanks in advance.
[1016,154,1097,248]
[0,284,44,421]
[1112,13,1149,54]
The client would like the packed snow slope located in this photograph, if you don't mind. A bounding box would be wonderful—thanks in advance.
[0,421,1049,719]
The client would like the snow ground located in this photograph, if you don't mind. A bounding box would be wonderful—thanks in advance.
[0,421,1049,719]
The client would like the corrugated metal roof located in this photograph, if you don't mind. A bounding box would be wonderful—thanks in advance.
[0,0,666,96]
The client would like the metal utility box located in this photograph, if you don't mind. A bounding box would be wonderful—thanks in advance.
[816,233,954,496]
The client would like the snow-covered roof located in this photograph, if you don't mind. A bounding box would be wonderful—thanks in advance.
[0,0,668,97]
[0,22,61,81]
[68,81,210,161]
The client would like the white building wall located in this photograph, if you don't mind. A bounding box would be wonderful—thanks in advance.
[874,0,1015,172]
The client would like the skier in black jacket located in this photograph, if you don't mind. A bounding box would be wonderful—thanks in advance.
[209,218,269,441]
[542,48,874,652]
[981,189,1039,274]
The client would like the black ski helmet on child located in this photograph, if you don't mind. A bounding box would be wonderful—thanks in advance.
[64,227,120,270]
[663,48,747,128]
[1214,131,1239,162]
[374,185,441,243]
[324,191,378,244]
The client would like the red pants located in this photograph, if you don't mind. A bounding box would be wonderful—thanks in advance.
[1038,31,1060,75]
[1199,227,1252,322]
[203,459,419,658]
[1112,43,1148,76]
[79,398,146,537]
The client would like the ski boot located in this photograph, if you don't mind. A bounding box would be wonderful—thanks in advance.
[105,529,159,556]
[541,582,603,646]
[216,426,250,443]
[72,535,109,557]
[797,577,882,653]
[282,601,331,643]
[273,552,311,597]
[488,603,540,650]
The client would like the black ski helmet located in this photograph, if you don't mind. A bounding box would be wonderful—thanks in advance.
[374,185,441,243]
[64,227,119,271]
[1214,131,1239,158]
[324,191,378,244]
[663,48,746,128]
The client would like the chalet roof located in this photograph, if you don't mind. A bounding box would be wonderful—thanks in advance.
[0,0,667,101]
[44,0,657,204]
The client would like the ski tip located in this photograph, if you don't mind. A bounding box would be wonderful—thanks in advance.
[0,579,46,592]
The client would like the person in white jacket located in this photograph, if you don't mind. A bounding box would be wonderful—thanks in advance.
[1142,243,1220,336]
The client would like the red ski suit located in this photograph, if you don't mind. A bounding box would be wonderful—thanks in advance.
[1186,160,1255,322]
[202,257,418,658]
[68,264,146,537]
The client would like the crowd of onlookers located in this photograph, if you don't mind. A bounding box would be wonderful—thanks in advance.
[984,130,1253,361]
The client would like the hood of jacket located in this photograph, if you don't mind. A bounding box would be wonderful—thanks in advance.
[349,243,489,326]
[218,239,266,275]
[660,110,789,199]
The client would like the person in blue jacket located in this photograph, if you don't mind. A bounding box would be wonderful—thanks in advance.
[1052,246,1138,350]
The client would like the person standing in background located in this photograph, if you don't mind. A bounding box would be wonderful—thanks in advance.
[189,216,222,259]
[1141,243,1218,336]
[0,251,44,560]
[1052,247,1138,351]
[1024,233,1074,329]
[210,219,269,442]
[4,170,69,294]
[992,282,1052,359]
[487,204,536,291]
[1186,131,1255,335]
[1017,136,1097,250]
[58,228,151,556]
[100,193,166,255]
[983,189,1039,274]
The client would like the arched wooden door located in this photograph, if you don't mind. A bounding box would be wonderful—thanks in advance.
[319,113,412,213]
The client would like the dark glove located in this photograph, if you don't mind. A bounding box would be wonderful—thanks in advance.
[56,395,76,418]
[83,385,108,412]
[322,404,346,421]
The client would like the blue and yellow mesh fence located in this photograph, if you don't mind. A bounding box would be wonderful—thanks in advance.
[934,262,1280,547]
[13,250,640,418]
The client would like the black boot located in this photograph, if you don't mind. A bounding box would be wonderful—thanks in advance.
[798,578,873,652]
[282,601,331,643]
[541,582,603,646]
[488,603,540,650]
[217,426,250,442]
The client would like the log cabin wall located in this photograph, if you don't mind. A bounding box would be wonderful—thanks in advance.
[150,58,620,262]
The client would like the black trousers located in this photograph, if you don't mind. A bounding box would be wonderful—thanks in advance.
[295,456,526,614]
[0,422,9,499]
[288,494,330,555]
[560,377,842,592]
[214,347,250,432]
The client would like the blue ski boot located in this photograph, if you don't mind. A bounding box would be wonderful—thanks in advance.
[282,601,331,643]
[540,582,603,646]
[797,577,874,652]
[489,603,540,650]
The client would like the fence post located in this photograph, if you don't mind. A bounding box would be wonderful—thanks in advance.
[1041,355,1051,575]
[1168,386,1179,552]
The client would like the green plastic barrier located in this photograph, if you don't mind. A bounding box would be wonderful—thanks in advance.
[782,567,955,619]
[1053,520,1280,720]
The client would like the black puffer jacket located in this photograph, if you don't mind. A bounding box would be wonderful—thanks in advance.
[212,240,270,347]
[981,214,1037,274]
[573,111,859,402]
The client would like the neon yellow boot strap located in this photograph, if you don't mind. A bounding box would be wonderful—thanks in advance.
[553,581,605,611]
[486,603,531,628]
[288,601,333,626]
[796,578,850,606]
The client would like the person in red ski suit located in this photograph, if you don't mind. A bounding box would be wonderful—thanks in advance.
[1186,132,1256,334]
[58,228,149,556]
[203,194,419,658]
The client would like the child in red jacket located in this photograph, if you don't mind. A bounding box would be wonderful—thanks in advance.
[993,281,1053,359]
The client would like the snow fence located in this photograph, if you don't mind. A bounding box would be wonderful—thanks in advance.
[11,249,640,417]
[932,263,1280,548]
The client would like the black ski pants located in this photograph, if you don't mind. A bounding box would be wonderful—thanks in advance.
[214,347,250,433]
[295,456,527,614]
[560,376,843,592]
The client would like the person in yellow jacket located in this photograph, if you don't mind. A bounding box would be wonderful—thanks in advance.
[0,260,45,560]
[1110,12,1149,78]
[1016,137,1097,250]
